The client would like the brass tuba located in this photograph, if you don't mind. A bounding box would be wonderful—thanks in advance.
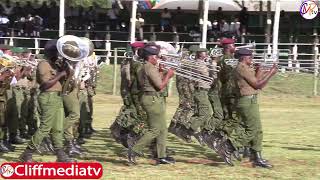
[56,35,91,95]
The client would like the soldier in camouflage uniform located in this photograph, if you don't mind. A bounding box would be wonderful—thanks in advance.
[0,69,14,153]
[168,75,194,143]
[10,65,32,144]
[168,47,197,143]
[110,42,146,148]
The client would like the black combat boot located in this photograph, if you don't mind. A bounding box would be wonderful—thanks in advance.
[3,135,15,152]
[76,137,85,145]
[20,131,31,139]
[193,132,205,146]
[251,151,273,168]
[9,134,26,144]
[0,140,10,153]
[19,147,35,162]
[44,137,55,153]
[36,141,50,155]
[88,124,96,133]
[174,124,192,143]
[81,127,91,139]
[127,148,143,165]
[156,156,176,165]
[56,149,76,162]
[73,139,83,150]
[65,140,82,157]
[217,139,235,166]
[242,146,251,159]
[233,150,242,161]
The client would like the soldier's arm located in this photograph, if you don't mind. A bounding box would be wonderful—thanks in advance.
[239,65,276,90]
[146,66,174,91]
[38,62,66,91]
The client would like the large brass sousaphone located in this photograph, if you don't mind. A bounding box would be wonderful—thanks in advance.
[56,35,91,95]
[56,35,90,62]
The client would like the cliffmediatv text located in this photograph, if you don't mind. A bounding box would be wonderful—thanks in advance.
[0,162,103,179]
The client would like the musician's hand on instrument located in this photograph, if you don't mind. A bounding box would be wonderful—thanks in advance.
[167,68,175,78]
[270,64,278,75]
[2,70,13,78]
[59,70,67,77]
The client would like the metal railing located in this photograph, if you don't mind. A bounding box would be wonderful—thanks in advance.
[1,36,319,95]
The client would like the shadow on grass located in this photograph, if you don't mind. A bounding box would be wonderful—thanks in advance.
[281,146,320,152]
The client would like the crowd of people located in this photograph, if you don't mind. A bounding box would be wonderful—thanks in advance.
[0,38,98,162]
[0,0,250,41]
[111,36,277,167]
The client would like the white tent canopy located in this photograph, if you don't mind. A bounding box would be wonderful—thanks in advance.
[152,0,307,12]
[152,0,241,11]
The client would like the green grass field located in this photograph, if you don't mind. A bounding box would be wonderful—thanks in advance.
[1,66,320,179]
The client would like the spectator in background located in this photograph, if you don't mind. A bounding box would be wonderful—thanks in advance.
[87,6,97,29]
[0,12,10,37]
[12,2,24,20]
[172,7,184,33]
[160,8,172,32]
[119,6,130,32]
[25,14,34,37]
[230,17,241,37]
[24,1,35,16]
[220,19,230,33]
[136,12,145,40]
[78,6,86,29]
[48,1,59,29]
[107,4,119,31]
[239,7,249,34]
[215,7,224,30]
[2,0,13,16]
[39,1,49,29]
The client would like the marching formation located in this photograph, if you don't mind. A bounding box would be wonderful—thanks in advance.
[0,34,277,169]
[0,36,98,162]
[111,37,277,168]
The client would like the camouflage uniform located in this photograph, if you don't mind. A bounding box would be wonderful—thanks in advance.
[171,76,194,126]
[110,58,144,148]
[218,54,238,120]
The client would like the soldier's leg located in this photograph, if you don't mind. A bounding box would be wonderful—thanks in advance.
[189,90,213,133]
[86,94,95,132]
[208,93,224,121]
[79,90,90,139]
[132,95,165,157]
[0,100,10,152]
[10,88,25,144]
[63,90,81,156]
[63,91,80,142]
[20,91,31,139]
[27,92,38,136]
[20,92,74,162]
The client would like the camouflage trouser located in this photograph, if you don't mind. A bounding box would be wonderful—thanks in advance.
[220,95,237,120]
[79,90,90,132]
[28,89,40,135]
[189,89,213,132]
[170,76,194,128]
[10,88,30,135]
[131,94,147,126]
[0,97,7,140]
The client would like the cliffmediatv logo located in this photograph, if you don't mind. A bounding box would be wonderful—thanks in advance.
[0,162,103,179]
[300,0,319,19]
